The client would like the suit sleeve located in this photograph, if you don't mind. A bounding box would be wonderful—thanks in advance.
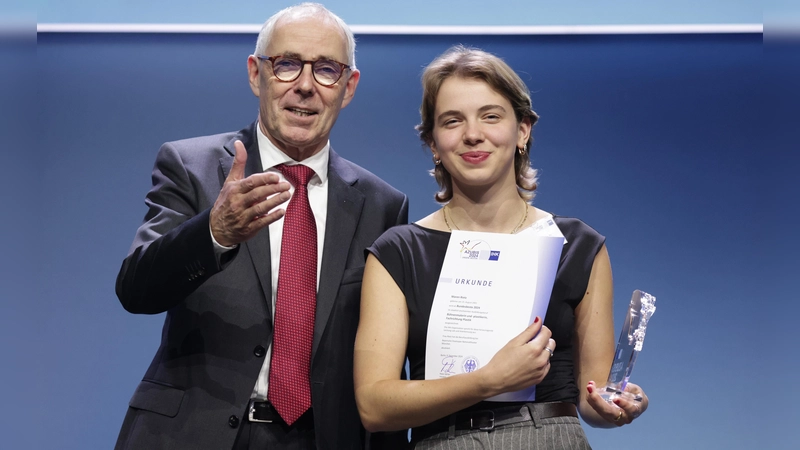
[394,195,409,227]
[115,142,232,314]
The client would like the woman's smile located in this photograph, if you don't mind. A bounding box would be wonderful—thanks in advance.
[460,151,490,164]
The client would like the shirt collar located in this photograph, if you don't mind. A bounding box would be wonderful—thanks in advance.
[256,122,329,184]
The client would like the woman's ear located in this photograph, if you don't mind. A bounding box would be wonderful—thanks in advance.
[517,116,532,150]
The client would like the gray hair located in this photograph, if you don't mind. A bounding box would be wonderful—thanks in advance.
[254,2,357,69]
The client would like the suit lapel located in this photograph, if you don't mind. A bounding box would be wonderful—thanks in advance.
[219,136,364,348]
[221,122,274,320]
[313,150,364,356]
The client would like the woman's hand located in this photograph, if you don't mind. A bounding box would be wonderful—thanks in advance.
[477,317,556,396]
[586,381,648,426]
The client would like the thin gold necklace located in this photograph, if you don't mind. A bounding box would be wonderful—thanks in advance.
[443,201,529,234]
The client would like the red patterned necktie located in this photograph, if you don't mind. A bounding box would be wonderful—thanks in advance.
[268,164,317,425]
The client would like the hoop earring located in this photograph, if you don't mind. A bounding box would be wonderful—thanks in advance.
[433,156,441,166]
[517,145,526,156]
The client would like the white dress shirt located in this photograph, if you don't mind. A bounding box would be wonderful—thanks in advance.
[251,126,329,399]
[210,124,329,400]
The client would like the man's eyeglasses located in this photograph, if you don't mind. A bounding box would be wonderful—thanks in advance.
[257,55,350,86]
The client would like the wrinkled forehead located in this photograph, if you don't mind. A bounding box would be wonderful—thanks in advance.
[269,15,348,61]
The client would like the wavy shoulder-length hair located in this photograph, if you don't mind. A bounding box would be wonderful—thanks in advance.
[416,45,540,203]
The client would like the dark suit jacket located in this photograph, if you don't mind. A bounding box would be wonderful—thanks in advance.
[114,122,408,449]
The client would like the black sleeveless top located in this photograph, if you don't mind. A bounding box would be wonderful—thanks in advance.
[367,216,605,405]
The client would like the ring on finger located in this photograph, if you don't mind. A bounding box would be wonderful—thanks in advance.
[614,409,623,422]
[544,347,554,358]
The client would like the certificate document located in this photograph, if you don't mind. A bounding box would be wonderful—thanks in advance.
[424,216,565,402]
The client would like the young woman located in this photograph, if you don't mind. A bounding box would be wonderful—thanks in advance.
[354,46,648,449]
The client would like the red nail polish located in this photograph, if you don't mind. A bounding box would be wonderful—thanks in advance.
[534,316,540,324]
[587,384,593,394]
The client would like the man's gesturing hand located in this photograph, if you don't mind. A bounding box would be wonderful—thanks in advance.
[210,140,291,247]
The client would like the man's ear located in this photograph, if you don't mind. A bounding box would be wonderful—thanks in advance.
[247,55,261,97]
[340,68,361,109]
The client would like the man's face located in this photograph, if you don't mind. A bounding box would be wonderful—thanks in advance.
[248,15,360,161]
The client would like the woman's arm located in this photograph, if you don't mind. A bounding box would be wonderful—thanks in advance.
[354,254,554,432]
[573,244,649,427]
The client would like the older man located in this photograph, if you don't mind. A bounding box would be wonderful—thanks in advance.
[114,3,408,449]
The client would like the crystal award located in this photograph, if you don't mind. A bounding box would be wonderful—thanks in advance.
[601,290,656,403]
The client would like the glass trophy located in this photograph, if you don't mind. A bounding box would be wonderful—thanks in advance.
[600,290,656,403]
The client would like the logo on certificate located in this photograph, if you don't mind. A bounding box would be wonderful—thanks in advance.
[462,356,480,373]
[458,239,500,261]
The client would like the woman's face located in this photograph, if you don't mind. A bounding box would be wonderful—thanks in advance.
[431,76,530,195]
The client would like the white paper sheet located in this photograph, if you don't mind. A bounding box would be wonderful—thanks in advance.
[424,217,565,401]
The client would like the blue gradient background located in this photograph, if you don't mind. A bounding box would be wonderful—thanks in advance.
[11,2,798,449]
[35,0,761,25]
